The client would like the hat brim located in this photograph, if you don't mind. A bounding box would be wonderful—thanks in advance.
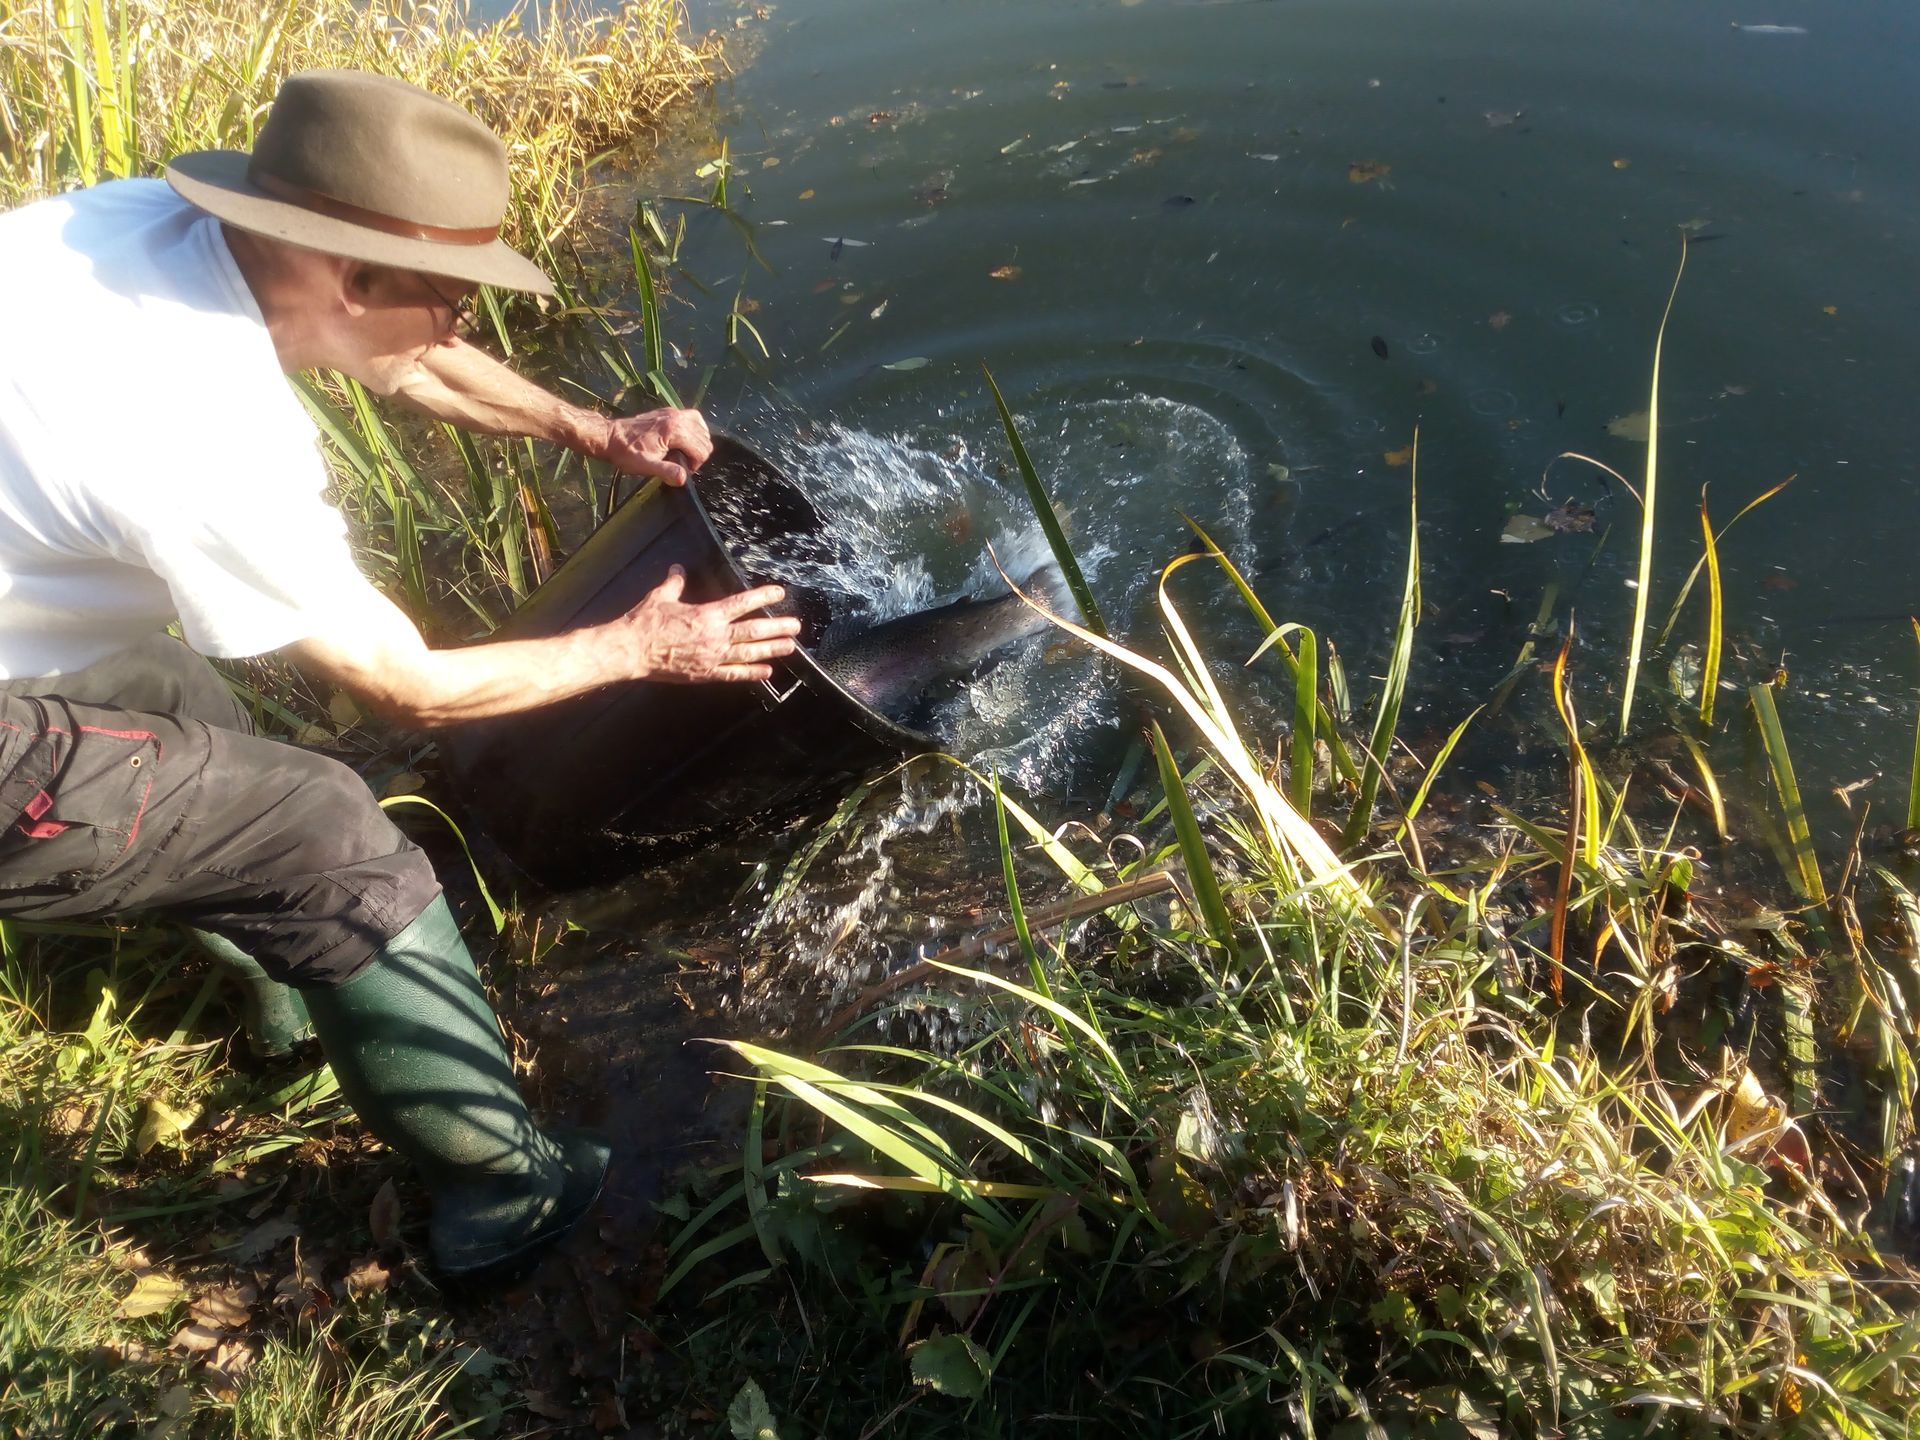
[166,150,555,297]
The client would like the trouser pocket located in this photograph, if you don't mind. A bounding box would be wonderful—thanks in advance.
[0,710,160,894]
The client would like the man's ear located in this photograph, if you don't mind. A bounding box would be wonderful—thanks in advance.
[337,259,382,319]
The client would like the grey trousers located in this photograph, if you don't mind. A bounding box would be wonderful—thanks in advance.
[0,635,440,986]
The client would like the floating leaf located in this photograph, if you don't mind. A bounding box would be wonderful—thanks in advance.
[1605,410,1652,441]
[1488,309,1513,330]
[116,1271,186,1319]
[1348,159,1391,184]
[1383,445,1413,468]
[1543,498,1597,532]
[1370,335,1390,359]
[988,264,1022,280]
[1501,514,1556,544]
[797,188,814,200]
[910,1332,993,1399]
[882,357,931,371]
[1612,157,1632,169]
[1483,108,1526,128]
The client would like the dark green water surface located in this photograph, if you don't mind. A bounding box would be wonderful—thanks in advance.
[463,0,1918,1228]
[509,0,1920,829]
[666,0,1917,811]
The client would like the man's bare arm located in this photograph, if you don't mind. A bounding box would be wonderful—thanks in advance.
[388,336,714,486]
[285,571,802,728]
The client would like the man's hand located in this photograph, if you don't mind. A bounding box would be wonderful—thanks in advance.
[597,408,714,486]
[612,567,802,683]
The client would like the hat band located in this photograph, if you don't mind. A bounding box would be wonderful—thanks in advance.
[252,171,501,247]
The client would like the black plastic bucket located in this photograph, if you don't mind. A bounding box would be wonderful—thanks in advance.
[438,435,931,888]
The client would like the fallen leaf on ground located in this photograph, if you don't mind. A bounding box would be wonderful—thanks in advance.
[188,1283,256,1330]
[205,1339,258,1398]
[169,1322,222,1355]
[1347,160,1391,184]
[1605,410,1652,441]
[343,1255,392,1297]
[117,1271,186,1319]
[134,1097,201,1155]
[227,1217,299,1263]
[525,1391,577,1422]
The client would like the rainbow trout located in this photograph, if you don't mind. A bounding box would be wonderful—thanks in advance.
[819,564,1069,721]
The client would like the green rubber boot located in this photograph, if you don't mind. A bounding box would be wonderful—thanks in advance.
[301,896,610,1278]
[187,929,315,1059]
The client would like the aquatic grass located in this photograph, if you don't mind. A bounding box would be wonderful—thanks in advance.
[1344,450,1420,849]
[1650,476,1793,653]
[981,366,1108,640]
[1147,720,1235,951]
[1698,488,1725,727]
[1908,618,1920,833]
[1187,515,1361,788]
[0,0,721,242]
[1748,683,1828,915]
[1617,238,1687,739]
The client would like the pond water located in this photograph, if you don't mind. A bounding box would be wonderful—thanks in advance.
[462,0,1917,1262]
[550,0,1916,842]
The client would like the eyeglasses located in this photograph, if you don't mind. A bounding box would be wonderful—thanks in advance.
[419,275,479,340]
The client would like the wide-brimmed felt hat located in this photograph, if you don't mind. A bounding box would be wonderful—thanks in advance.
[167,69,553,296]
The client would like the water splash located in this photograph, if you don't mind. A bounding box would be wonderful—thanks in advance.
[722,397,1258,1022]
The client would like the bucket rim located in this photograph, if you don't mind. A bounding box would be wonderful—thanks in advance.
[687,434,942,753]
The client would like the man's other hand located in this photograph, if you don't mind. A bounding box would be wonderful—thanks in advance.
[619,567,802,683]
[598,407,713,486]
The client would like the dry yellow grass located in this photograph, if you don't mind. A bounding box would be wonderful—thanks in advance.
[0,0,723,241]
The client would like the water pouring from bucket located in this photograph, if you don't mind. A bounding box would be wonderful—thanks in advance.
[439,434,1081,887]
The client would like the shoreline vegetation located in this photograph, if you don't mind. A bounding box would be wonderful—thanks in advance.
[1,3,729,1436]
[3,6,1919,1440]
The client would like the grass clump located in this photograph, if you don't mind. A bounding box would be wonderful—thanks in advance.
[0,0,720,243]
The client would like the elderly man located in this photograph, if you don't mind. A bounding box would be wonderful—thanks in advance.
[0,70,801,1277]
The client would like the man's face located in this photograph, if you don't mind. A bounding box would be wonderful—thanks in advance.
[341,265,478,392]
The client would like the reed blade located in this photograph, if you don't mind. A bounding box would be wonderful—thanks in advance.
[1181,515,1358,785]
[1291,627,1317,818]
[1698,489,1723,728]
[1909,618,1920,834]
[1619,239,1688,739]
[1651,476,1794,651]
[991,770,1049,995]
[1149,721,1236,951]
[1747,684,1828,912]
[1345,446,1420,849]
[981,365,1108,639]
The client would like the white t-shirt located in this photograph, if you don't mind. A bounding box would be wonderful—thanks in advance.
[0,178,386,678]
